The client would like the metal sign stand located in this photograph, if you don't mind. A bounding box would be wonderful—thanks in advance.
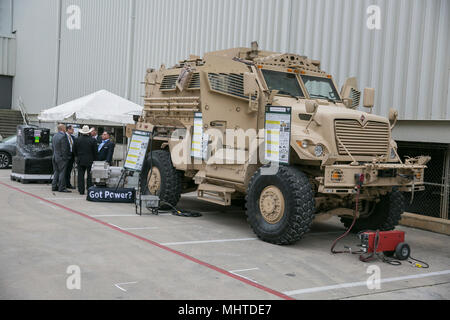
[122,130,160,216]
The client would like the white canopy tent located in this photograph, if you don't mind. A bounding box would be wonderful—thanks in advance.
[38,90,143,165]
[38,90,142,126]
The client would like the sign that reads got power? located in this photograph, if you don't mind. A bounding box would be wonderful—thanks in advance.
[87,187,136,203]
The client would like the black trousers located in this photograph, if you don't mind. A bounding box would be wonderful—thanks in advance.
[52,158,68,192]
[77,164,93,194]
[65,155,75,187]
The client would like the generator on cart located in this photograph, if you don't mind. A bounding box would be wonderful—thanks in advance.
[91,161,123,188]
[10,125,53,183]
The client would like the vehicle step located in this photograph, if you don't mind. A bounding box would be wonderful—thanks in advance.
[197,183,235,206]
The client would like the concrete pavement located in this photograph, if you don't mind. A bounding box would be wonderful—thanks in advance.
[0,169,449,300]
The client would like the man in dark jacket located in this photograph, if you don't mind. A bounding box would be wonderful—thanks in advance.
[97,131,115,165]
[90,127,103,146]
[73,126,98,195]
[52,124,71,193]
[65,125,76,189]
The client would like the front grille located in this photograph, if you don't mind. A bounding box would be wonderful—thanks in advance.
[335,119,390,156]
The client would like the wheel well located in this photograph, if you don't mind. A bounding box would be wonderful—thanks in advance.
[0,151,11,158]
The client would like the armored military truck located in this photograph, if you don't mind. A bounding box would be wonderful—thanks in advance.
[132,42,429,245]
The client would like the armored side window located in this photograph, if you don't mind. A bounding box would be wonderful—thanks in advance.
[187,73,200,90]
[160,75,178,91]
[207,73,256,100]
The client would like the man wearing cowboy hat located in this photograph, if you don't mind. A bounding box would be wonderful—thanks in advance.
[73,125,98,195]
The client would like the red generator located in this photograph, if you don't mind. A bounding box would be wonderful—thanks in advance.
[359,230,411,260]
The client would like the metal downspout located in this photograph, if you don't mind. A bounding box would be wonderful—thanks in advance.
[54,0,62,106]
[10,0,14,33]
[125,0,136,100]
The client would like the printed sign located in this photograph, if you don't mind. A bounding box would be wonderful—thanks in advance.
[191,113,204,159]
[264,106,291,164]
[87,187,136,203]
[124,130,151,172]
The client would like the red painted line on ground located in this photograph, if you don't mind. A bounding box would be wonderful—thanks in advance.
[0,181,294,300]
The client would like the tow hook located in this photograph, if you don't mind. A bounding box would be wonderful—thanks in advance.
[397,173,415,204]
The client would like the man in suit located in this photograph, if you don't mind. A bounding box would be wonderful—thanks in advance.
[52,124,71,193]
[65,125,76,189]
[91,127,103,146]
[97,131,115,165]
[73,125,98,195]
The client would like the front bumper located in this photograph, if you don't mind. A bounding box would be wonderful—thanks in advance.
[318,161,427,195]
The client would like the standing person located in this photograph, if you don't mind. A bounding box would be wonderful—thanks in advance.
[52,124,71,193]
[97,131,115,165]
[73,126,97,195]
[91,127,103,146]
[65,125,76,189]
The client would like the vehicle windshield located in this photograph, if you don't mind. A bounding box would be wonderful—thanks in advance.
[1,135,16,144]
[262,69,304,98]
[301,75,341,102]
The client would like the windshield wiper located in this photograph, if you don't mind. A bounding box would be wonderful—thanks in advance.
[309,94,335,102]
[278,91,300,101]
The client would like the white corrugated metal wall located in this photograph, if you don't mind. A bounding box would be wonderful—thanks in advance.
[58,0,130,104]
[10,0,450,126]
[11,0,59,113]
[129,0,450,121]
[0,0,12,35]
[0,35,15,76]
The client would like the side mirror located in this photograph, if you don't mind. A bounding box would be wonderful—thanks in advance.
[244,73,259,113]
[363,88,375,109]
[305,100,318,114]
[389,108,398,129]
[304,100,319,133]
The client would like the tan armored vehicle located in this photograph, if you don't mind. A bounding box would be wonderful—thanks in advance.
[132,42,429,245]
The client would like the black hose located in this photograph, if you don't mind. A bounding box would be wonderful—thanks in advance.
[160,200,202,218]
[331,186,362,254]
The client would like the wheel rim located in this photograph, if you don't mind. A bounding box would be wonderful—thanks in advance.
[0,154,9,168]
[401,246,409,257]
[259,185,285,224]
[147,167,161,194]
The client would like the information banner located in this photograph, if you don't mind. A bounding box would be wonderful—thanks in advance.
[264,106,292,164]
[191,113,204,159]
[124,130,151,172]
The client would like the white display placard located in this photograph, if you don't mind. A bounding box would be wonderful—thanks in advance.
[265,106,291,164]
[191,113,204,159]
[124,130,151,172]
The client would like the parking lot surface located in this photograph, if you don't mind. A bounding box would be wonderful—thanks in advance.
[0,169,449,300]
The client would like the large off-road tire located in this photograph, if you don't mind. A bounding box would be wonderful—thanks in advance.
[245,165,315,245]
[340,189,405,233]
[0,152,11,169]
[140,150,182,208]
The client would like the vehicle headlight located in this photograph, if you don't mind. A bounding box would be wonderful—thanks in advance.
[314,144,324,157]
